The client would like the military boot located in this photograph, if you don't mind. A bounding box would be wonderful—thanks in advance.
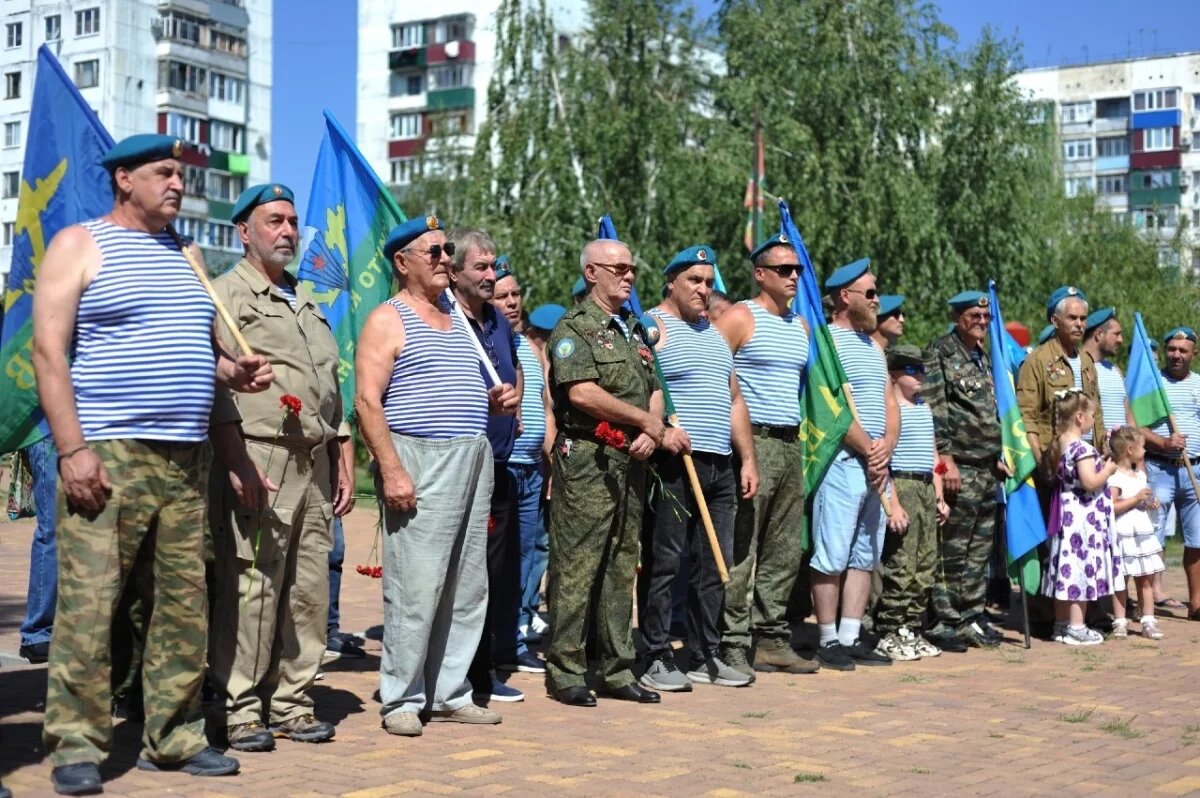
[751,638,820,674]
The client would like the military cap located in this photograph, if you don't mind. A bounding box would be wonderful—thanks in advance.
[1150,339,1159,352]
[824,257,871,293]
[383,215,444,262]
[748,233,790,263]
[664,244,716,276]
[1084,307,1116,334]
[1046,285,1087,319]
[494,255,512,280]
[529,303,567,332]
[887,344,925,370]
[101,134,184,173]
[571,276,588,298]
[876,294,904,318]
[948,290,989,313]
[1164,326,1197,344]
[230,183,295,224]
[1037,324,1056,345]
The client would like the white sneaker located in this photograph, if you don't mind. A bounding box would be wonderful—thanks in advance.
[901,628,941,658]
[875,633,921,661]
[1140,618,1165,640]
[1111,618,1129,638]
[1061,625,1104,646]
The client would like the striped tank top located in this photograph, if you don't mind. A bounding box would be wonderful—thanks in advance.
[1151,371,1200,457]
[382,297,488,439]
[509,334,547,465]
[72,220,216,442]
[1095,359,1127,432]
[891,402,935,473]
[1066,355,1092,440]
[732,301,809,427]
[652,309,734,455]
[830,324,888,439]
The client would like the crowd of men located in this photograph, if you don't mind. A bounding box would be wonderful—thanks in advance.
[10,133,1200,797]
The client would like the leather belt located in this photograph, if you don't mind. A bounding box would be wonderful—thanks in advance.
[1148,453,1189,467]
[892,470,933,484]
[751,424,799,443]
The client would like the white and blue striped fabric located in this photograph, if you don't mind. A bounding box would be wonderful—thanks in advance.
[382,297,488,439]
[1095,359,1128,432]
[509,334,546,465]
[1066,355,1092,440]
[830,324,888,439]
[276,279,298,310]
[1151,371,1200,457]
[891,402,935,473]
[652,309,734,455]
[72,220,216,443]
[732,301,808,426]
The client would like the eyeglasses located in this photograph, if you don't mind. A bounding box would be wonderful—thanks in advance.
[845,288,878,300]
[590,262,639,279]
[404,241,456,262]
[962,311,993,323]
[759,265,799,277]
[901,364,925,376]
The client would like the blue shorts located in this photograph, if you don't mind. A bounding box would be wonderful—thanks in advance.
[1146,458,1200,548]
[811,451,886,574]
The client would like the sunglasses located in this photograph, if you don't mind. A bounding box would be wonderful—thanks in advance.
[404,241,456,261]
[901,364,925,376]
[846,288,878,300]
[759,265,799,277]
[590,262,639,279]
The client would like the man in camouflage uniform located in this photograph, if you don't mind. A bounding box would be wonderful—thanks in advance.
[923,291,1003,650]
[544,238,683,707]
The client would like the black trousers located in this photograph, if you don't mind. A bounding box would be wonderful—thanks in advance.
[469,463,521,686]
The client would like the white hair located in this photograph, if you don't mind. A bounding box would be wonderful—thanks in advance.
[1053,296,1089,318]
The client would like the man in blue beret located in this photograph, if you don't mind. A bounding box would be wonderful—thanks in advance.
[571,276,588,304]
[808,258,897,669]
[1037,324,1055,346]
[206,184,353,752]
[356,215,519,736]
[638,246,758,692]
[872,294,905,350]
[32,134,274,790]
[922,290,1004,651]
[1082,308,1132,434]
[713,233,818,677]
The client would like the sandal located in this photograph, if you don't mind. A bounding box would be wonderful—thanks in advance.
[1155,597,1185,610]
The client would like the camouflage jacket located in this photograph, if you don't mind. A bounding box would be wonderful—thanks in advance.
[1015,336,1104,453]
[923,331,1001,461]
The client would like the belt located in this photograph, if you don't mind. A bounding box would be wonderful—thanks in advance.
[892,470,933,484]
[751,424,799,443]
[1148,453,1189,467]
[952,454,998,467]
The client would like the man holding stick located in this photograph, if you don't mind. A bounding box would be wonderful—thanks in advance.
[32,134,272,794]
[639,245,758,692]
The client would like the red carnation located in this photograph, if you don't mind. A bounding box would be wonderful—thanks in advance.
[280,394,303,416]
[595,421,627,449]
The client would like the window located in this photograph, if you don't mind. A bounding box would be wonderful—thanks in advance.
[1140,171,1172,190]
[1060,102,1092,124]
[1097,175,1126,195]
[390,113,420,139]
[1133,206,1178,229]
[6,22,22,49]
[1158,248,1180,268]
[184,165,205,197]
[432,16,471,43]
[206,221,237,250]
[391,158,418,185]
[209,72,244,103]
[3,121,20,148]
[2,171,18,199]
[1193,209,1200,228]
[392,23,423,49]
[4,72,19,99]
[206,171,244,202]
[74,59,99,89]
[76,7,100,37]
[45,15,60,42]
[165,112,203,145]
[1064,177,1094,198]
[160,12,201,45]
[174,216,202,242]
[429,64,469,90]
[1096,136,1129,157]
[1143,127,1173,152]
[2,221,13,246]
[1193,132,1200,150]
[1063,139,1092,160]
[209,120,243,152]
[210,31,246,57]
[161,60,207,95]
[1134,88,1178,111]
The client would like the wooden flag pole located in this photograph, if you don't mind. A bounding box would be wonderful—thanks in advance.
[840,381,894,518]
[165,226,255,357]
[1166,415,1200,501]
[670,412,730,585]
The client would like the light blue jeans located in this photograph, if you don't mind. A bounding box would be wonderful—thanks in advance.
[21,435,58,647]
[810,451,886,575]
[508,462,548,632]
[1146,458,1200,548]
[378,433,492,718]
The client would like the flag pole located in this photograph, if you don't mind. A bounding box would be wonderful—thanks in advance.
[1016,563,1032,649]
[751,110,763,247]
[165,226,255,357]
[1167,416,1200,500]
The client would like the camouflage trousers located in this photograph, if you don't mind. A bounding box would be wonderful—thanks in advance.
[874,477,938,634]
[928,461,997,638]
[545,436,645,692]
[44,439,210,767]
[720,434,804,650]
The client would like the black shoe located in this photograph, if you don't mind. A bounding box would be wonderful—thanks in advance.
[324,633,366,659]
[51,763,102,796]
[845,638,892,666]
[973,618,1005,642]
[961,625,1001,649]
[933,635,969,653]
[552,686,596,707]
[20,640,49,664]
[597,683,661,703]
[111,693,145,723]
[816,641,855,671]
[136,746,239,777]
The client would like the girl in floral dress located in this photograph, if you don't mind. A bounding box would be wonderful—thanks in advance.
[1043,390,1120,645]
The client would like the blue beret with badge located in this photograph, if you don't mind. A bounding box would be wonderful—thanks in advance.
[494,254,512,280]
[1037,324,1055,345]
[383,215,444,262]
[101,134,185,173]
[1046,285,1087,319]
[571,276,588,298]
[947,290,989,313]
[876,294,904,318]
[1084,307,1115,334]
[824,257,871,294]
[230,183,295,224]
[1164,326,1197,344]
[529,303,566,332]
[664,244,716,276]
[748,233,790,263]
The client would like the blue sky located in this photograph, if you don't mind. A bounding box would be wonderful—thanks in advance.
[271,0,1199,212]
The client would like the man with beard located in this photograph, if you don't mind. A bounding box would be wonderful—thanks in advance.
[810,258,897,671]
[1082,308,1132,433]
[872,295,905,350]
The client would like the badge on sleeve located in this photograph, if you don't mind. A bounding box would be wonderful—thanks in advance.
[555,338,576,360]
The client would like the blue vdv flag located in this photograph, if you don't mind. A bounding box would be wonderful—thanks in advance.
[596,215,643,316]
[0,46,115,453]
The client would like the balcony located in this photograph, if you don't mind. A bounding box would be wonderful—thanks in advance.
[1132,109,1182,130]
[388,139,424,159]
[389,49,426,70]
[1062,159,1093,175]
[427,86,474,111]
[1094,117,1128,135]
[426,41,475,65]
[1129,186,1179,207]
[1061,120,1093,137]
[1094,155,1129,172]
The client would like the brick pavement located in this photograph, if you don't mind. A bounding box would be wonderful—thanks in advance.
[4,508,1200,797]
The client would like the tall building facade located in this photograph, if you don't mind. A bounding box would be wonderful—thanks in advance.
[0,0,272,280]
[1015,52,1200,270]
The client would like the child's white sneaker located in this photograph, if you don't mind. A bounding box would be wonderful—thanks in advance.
[1062,625,1104,645]
[1140,618,1165,640]
[1111,618,1129,638]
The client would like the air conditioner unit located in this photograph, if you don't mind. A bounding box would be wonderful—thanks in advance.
[1181,139,1193,152]
[445,41,460,59]
[1181,172,1191,189]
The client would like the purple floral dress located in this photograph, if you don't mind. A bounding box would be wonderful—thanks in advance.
[1042,440,1120,602]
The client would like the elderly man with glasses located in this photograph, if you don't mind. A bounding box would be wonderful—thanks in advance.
[922,290,1005,651]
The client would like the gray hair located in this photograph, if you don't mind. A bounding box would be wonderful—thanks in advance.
[580,238,629,273]
[446,229,496,272]
[1052,296,1089,319]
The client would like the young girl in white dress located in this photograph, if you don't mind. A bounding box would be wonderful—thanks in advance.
[1106,426,1166,640]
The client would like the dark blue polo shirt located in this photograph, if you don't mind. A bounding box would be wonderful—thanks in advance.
[467,303,519,462]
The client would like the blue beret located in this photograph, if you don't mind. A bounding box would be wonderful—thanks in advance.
[230,183,295,224]
[571,276,587,298]
[1046,285,1087,319]
[1084,307,1115,334]
[876,294,904,317]
[824,257,871,293]
[947,291,989,312]
[1150,338,1159,352]
[494,254,512,280]
[383,215,444,262]
[101,134,184,172]
[529,303,566,331]
[748,233,791,263]
[1037,324,1055,345]
[1164,326,1197,344]
[664,244,716,276]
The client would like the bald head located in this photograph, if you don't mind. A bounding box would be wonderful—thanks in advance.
[580,238,636,313]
